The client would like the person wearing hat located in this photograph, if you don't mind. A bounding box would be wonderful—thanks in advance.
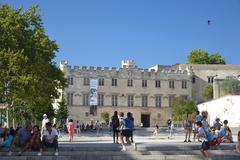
[41,114,50,138]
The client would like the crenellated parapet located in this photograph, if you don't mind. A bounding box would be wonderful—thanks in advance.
[61,60,191,80]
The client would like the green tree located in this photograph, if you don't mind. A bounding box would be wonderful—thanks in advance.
[221,79,240,95]
[172,97,197,121]
[0,4,66,124]
[209,54,225,64]
[187,49,209,64]
[202,85,213,101]
[101,112,109,123]
[186,49,225,64]
[55,96,68,125]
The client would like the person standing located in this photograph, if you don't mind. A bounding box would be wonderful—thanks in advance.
[111,111,120,144]
[126,112,134,143]
[167,118,172,131]
[184,116,193,142]
[193,111,202,142]
[76,120,81,136]
[195,121,210,160]
[67,119,75,142]
[95,120,101,136]
[41,114,49,139]
[168,121,174,139]
[119,112,128,151]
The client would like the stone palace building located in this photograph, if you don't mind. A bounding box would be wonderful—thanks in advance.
[57,60,240,127]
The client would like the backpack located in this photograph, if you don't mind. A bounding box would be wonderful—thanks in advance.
[125,118,134,129]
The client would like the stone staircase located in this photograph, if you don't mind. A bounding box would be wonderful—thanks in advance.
[0,142,240,160]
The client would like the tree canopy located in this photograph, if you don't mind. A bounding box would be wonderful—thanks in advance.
[202,85,213,101]
[0,4,66,123]
[172,97,197,121]
[221,78,240,95]
[186,49,225,64]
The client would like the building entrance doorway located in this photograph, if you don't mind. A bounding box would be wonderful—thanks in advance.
[141,114,150,127]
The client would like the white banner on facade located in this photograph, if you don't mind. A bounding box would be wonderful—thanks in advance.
[90,79,98,106]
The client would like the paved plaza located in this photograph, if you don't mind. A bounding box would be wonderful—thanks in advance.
[1,127,240,160]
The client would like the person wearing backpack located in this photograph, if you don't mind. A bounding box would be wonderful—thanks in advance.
[195,121,210,160]
[125,112,134,144]
[111,111,120,144]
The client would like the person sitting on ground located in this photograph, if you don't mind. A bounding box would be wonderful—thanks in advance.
[213,118,222,130]
[0,128,15,148]
[0,123,5,138]
[209,126,221,146]
[18,125,41,156]
[236,131,240,153]
[8,123,32,156]
[39,122,58,156]
[222,126,233,143]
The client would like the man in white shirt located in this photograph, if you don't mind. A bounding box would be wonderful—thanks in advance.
[39,122,58,156]
[41,114,49,136]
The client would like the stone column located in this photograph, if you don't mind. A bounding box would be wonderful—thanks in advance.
[213,79,220,99]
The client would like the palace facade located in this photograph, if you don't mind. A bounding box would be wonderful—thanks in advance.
[56,60,240,127]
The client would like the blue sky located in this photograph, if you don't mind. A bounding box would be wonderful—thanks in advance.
[1,0,240,68]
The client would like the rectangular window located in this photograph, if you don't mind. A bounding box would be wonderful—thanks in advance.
[127,79,133,87]
[182,80,187,89]
[208,77,214,83]
[67,93,73,106]
[83,93,89,106]
[112,95,118,106]
[142,80,147,88]
[192,76,196,83]
[83,78,90,86]
[169,95,175,107]
[98,94,104,106]
[155,80,161,88]
[112,78,117,86]
[169,80,174,88]
[67,77,74,85]
[98,78,104,86]
[155,96,162,108]
[142,95,148,107]
[128,95,134,107]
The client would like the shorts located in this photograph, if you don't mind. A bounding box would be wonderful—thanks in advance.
[201,141,210,150]
[120,130,131,137]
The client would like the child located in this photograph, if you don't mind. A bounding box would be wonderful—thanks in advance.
[195,121,210,160]
[236,131,240,153]
[67,119,75,142]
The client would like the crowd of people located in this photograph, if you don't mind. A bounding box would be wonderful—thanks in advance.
[0,110,239,158]
[177,110,233,159]
[0,114,59,156]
